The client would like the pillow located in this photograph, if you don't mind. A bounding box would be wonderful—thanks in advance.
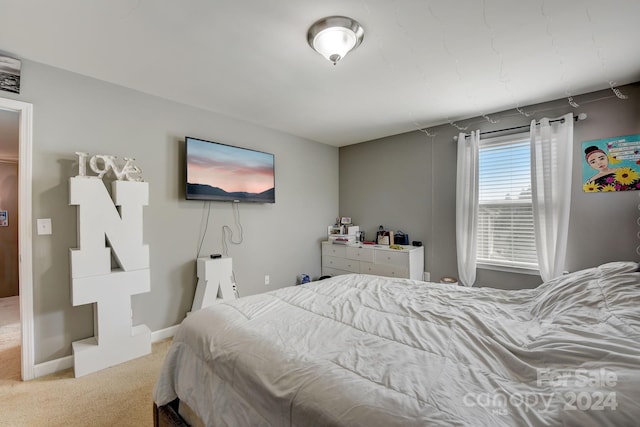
[529,262,640,327]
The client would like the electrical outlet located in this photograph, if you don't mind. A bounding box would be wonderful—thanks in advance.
[264,275,270,285]
[423,271,430,282]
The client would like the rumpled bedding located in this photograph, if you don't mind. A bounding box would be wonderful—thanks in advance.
[153,261,640,426]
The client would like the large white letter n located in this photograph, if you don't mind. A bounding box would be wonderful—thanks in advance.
[69,176,151,377]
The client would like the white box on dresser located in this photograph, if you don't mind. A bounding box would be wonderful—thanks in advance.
[321,241,424,280]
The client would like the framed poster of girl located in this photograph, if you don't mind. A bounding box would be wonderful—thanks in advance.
[582,134,640,192]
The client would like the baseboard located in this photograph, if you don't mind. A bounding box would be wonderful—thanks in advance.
[33,355,74,378]
[32,324,180,379]
[151,324,180,342]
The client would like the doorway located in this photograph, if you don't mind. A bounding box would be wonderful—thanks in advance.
[0,97,33,381]
[0,108,20,380]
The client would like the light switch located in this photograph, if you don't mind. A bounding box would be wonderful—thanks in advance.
[37,218,52,235]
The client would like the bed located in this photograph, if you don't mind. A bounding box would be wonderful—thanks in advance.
[153,261,640,426]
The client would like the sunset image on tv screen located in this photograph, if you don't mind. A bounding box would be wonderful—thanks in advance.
[186,137,275,203]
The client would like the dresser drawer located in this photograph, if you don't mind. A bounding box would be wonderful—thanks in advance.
[367,262,409,278]
[322,243,347,258]
[359,262,376,275]
[321,241,424,281]
[322,255,359,273]
[375,250,409,266]
[346,246,374,263]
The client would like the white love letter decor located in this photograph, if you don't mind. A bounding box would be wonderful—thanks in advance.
[69,152,150,377]
[75,152,143,181]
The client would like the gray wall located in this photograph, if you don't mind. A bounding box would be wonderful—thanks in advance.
[340,82,640,290]
[2,60,338,363]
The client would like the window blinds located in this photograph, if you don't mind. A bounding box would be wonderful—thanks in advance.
[477,135,538,270]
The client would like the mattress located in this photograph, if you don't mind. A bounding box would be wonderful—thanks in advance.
[153,261,640,426]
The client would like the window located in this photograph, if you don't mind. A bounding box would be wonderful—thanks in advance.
[477,133,538,271]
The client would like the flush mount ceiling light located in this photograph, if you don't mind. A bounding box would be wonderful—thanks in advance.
[307,16,364,65]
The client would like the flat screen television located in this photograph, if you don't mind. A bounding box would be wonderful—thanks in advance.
[185,136,275,203]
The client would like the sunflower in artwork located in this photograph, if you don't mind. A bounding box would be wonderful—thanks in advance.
[615,167,639,186]
[599,184,616,192]
[583,182,600,192]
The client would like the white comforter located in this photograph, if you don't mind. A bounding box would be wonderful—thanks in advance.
[154,261,640,426]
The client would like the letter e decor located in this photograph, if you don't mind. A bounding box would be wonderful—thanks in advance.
[69,153,150,377]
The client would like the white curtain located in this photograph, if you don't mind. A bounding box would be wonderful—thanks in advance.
[530,113,573,282]
[456,130,480,287]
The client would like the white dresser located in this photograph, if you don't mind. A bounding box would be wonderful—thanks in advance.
[321,241,424,280]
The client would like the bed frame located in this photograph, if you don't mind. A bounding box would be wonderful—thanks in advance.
[153,399,189,427]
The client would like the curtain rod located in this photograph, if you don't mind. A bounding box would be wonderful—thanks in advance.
[452,113,587,141]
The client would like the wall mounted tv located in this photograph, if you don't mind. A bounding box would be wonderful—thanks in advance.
[185,136,275,203]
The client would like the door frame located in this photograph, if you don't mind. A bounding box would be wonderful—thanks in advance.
[0,97,34,380]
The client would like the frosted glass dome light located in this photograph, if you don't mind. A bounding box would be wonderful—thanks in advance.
[307,16,364,65]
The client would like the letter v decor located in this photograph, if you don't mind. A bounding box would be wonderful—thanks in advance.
[69,152,150,377]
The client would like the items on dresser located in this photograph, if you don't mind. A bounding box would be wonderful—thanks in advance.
[394,230,409,245]
[328,221,360,245]
[328,234,356,245]
[328,224,359,236]
[321,241,424,280]
[340,217,352,225]
[328,225,343,235]
[376,225,392,245]
[376,226,413,246]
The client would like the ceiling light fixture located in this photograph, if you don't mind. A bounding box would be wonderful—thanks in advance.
[307,16,364,65]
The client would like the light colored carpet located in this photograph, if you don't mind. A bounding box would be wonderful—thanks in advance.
[0,330,21,382]
[0,295,21,382]
[0,336,172,426]
[0,295,20,327]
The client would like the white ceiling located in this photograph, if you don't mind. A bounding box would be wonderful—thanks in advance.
[1,0,639,147]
